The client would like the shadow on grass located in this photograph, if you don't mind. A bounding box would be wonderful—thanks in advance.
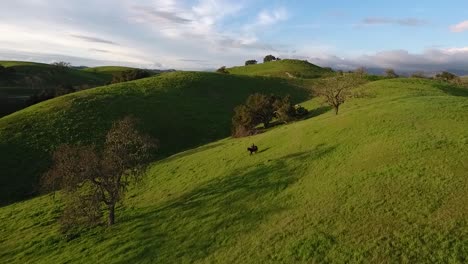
[257,147,271,154]
[162,142,226,162]
[306,106,333,119]
[118,145,336,262]
[436,83,468,97]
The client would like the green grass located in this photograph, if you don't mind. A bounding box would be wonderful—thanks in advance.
[0,71,308,204]
[82,66,137,75]
[0,61,51,67]
[1,78,468,263]
[228,59,333,79]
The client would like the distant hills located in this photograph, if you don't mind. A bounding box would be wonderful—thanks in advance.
[0,61,174,117]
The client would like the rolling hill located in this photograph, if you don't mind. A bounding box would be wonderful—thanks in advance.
[0,61,111,117]
[82,66,137,75]
[1,78,468,262]
[0,71,309,205]
[228,59,333,79]
[0,61,110,85]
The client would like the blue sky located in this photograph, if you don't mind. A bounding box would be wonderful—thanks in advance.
[1,0,468,72]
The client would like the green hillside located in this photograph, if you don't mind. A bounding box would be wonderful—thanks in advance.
[0,61,109,85]
[2,78,468,263]
[0,61,111,117]
[228,59,333,78]
[82,66,136,75]
[0,72,308,204]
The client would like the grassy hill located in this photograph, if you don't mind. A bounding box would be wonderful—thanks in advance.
[0,61,111,117]
[0,72,308,204]
[228,59,333,79]
[82,66,136,75]
[0,61,110,85]
[1,78,468,262]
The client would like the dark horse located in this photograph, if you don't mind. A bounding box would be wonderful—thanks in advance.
[247,144,258,155]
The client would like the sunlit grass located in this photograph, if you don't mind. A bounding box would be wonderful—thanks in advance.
[2,78,468,262]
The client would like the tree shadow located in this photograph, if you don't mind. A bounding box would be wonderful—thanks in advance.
[306,106,333,119]
[116,145,336,262]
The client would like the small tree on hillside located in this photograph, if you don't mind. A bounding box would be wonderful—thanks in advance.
[354,67,367,77]
[216,66,229,74]
[314,74,366,115]
[385,68,399,78]
[245,60,258,66]
[42,116,158,228]
[263,55,277,63]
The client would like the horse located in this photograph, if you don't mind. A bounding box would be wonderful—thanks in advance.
[247,144,258,155]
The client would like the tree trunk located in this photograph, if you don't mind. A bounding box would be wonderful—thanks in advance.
[108,204,115,226]
[334,105,339,115]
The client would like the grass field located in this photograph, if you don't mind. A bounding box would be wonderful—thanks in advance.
[0,71,309,204]
[1,78,468,263]
[229,59,333,79]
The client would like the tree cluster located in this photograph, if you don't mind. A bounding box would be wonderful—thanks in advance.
[111,69,151,84]
[263,55,281,63]
[232,93,308,137]
[245,60,258,66]
[435,71,459,82]
[42,116,158,230]
[26,84,77,106]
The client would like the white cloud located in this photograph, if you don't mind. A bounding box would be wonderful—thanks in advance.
[450,20,468,32]
[303,48,468,74]
[361,17,428,27]
[256,8,288,26]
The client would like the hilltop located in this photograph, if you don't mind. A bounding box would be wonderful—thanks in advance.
[0,61,110,85]
[228,59,333,79]
[0,71,308,204]
[0,61,111,117]
[2,78,468,262]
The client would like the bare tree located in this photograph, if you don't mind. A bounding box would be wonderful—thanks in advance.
[354,67,367,77]
[42,116,158,227]
[314,74,366,115]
